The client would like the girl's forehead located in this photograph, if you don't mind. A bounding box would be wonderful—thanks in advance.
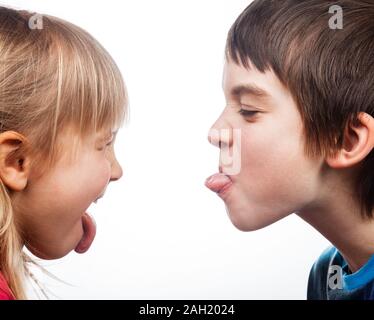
[100,127,118,137]
[60,126,118,147]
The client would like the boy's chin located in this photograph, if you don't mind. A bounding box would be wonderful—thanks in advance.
[225,206,287,232]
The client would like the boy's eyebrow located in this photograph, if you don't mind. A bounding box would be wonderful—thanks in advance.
[230,84,271,100]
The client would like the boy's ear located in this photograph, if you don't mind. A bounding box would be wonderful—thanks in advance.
[326,112,374,169]
[0,130,31,191]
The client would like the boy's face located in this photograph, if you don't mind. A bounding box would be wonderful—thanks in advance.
[206,59,325,231]
[11,126,123,259]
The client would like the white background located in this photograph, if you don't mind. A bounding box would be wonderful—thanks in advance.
[3,0,330,299]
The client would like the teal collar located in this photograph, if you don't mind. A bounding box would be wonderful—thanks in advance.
[341,253,374,291]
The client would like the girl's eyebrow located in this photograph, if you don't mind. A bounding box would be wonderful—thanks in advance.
[108,129,118,141]
[97,129,118,142]
[107,129,118,137]
[111,130,118,140]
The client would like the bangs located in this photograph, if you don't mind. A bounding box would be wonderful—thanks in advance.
[45,14,128,140]
[224,0,306,85]
[225,1,276,73]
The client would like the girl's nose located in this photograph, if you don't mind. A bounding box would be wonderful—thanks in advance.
[110,157,123,182]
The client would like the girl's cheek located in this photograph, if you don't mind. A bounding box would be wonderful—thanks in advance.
[83,159,111,197]
[99,158,112,188]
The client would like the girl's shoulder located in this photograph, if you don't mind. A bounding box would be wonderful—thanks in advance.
[0,272,15,300]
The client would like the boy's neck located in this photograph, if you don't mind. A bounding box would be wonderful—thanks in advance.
[297,169,374,273]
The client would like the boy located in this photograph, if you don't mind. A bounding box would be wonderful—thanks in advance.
[205,0,374,300]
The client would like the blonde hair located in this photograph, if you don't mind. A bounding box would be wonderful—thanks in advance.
[0,6,127,299]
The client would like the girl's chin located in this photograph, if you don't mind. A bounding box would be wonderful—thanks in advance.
[24,216,95,260]
[25,239,77,260]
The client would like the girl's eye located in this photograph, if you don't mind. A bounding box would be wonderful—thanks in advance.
[238,109,259,117]
[98,140,113,151]
[104,141,113,149]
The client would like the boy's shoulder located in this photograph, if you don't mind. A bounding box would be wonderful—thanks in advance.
[307,246,374,300]
[307,246,337,300]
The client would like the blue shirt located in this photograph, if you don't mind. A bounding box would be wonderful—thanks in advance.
[307,246,374,300]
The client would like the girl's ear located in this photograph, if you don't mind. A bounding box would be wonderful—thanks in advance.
[326,112,374,169]
[0,130,31,191]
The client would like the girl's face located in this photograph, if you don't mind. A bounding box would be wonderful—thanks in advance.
[12,126,123,259]
[206,59,325,231]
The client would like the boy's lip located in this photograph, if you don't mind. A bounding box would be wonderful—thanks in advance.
[219,166,236,182]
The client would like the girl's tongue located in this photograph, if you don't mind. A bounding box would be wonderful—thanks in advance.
[75,212,96,254]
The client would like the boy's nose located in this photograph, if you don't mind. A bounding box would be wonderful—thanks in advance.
[207,113,232,149]
[208,127,220,148]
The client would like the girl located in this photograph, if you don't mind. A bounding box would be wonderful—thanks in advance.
[0,6,127,299]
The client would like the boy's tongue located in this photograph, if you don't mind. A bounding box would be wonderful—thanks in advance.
[205,173,232,193]
[75,212,96,254]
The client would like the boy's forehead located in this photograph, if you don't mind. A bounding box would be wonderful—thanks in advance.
[222,59,289,101]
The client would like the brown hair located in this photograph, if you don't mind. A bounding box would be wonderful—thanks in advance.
[226,0,374,218]
[0,6,127,299]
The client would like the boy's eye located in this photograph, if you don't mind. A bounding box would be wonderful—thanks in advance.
[238,109,259,117]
